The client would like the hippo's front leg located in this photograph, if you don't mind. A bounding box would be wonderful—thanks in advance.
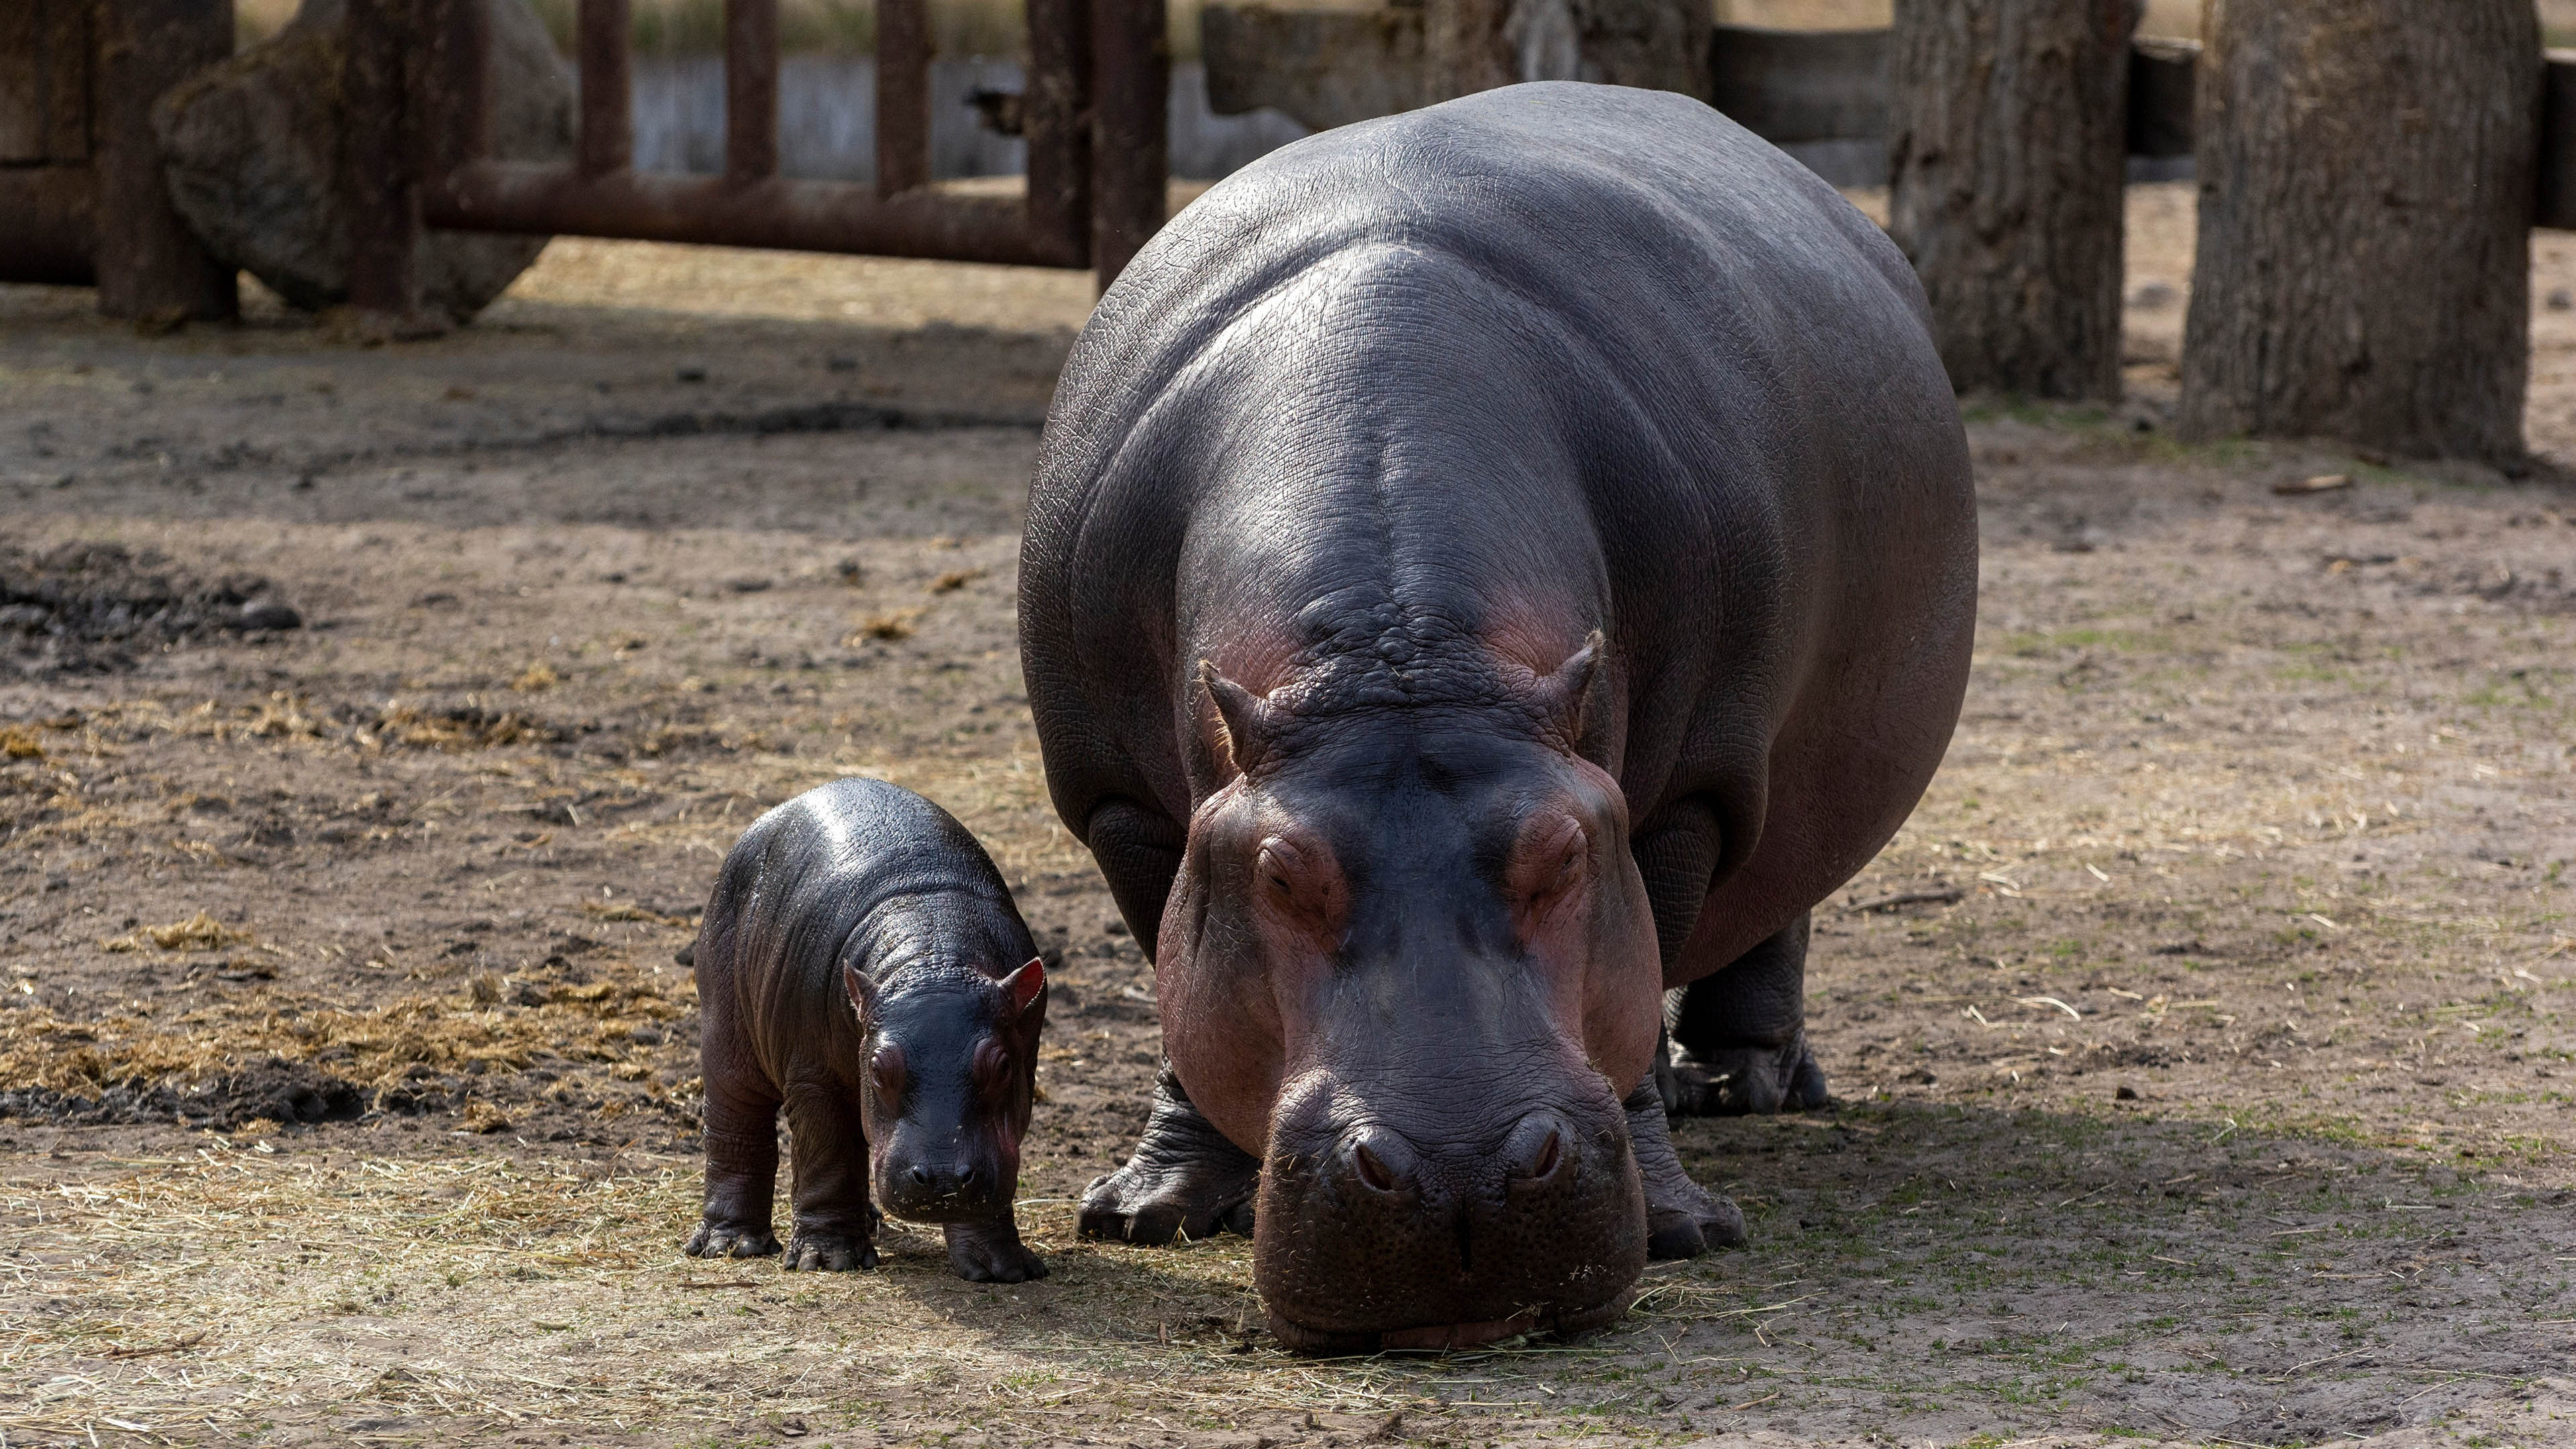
[1623,1077,1747,1258]
[1081,1065,1260,1244]
[780,1085,879,1271]
[1665,914,1829,1116]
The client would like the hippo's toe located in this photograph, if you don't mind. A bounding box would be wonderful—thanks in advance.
[1668,1036,1830,1117]
[684,1220,782,1260]
[1079,1067,1262,1245]
[782,1230,876,1272]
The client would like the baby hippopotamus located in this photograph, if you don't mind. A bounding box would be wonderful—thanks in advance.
[684,777,1049,1282]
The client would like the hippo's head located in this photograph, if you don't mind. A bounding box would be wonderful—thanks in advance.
[844,957,1046,1223]
[1158,638,1661,1351]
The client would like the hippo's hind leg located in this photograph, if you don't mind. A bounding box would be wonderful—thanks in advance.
[1666,914,1830,1116]
[688,1084,785,1260]
[1080,1064,1261,1245]
[780,1083,879,1271]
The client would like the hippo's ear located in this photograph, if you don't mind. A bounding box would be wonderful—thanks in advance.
[998,956,1046,1022]
[1199,660,1275,775]
[842,960,878,1028]
[1529,631,1604,745]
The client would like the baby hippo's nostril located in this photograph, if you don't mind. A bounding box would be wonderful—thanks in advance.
[1503,1110,1568,1183]
[910,1164,933,1185]
[957,1163,979,1189]
[1344,1125,1417,1196]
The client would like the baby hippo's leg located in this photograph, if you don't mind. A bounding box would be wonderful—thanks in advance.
[943,1215,1047,1283]
[781,1086,879,1271]
[688,1086,784,1259]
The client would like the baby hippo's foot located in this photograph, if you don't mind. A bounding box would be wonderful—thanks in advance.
[943,1220,1047,1283]
[1666,1034,1829,1117]
[1623,1081,1748,1259]
[782,1228,877,1272]
[1080,1067,1260,1246]
[684,1219,782,1260]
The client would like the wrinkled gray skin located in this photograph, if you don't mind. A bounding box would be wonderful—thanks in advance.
[1020,83,1976,1349]
[687,778,1049,1283]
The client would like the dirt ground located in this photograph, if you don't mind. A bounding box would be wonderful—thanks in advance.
[1,184,2572,1449]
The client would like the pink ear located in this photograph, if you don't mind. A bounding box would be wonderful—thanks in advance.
[999,956,1046,1018]
[842,961,877,1024]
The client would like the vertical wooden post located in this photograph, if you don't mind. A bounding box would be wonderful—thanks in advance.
[578,0,633,176]
[724,0,777,182]
[1089,0,1165,291]
[342,0,419,319]
[1022,0,1091,266]
[875,0,931,197]
[90,0,235,322]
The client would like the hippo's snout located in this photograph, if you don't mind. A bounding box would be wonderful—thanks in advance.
[874,1136,1012,1222]
[1252,1085,1647,1353]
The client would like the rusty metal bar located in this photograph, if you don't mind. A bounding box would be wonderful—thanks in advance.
[1088,0,1166,289]
[429,160,1087,266]
[89,0,235,320]
[725,0,779,182]
[1022,0,1091,264]
[343,0,418,316]
[0,165,97,285]
[875,0,932,197]
[425,0,490,178]
[578,0,633,175]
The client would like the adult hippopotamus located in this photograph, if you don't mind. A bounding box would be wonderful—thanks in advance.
[1018,81,1974,1350]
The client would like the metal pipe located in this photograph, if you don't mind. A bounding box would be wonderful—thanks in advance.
[1022,0,1091,264]
[428,160,1087,267]
[724,0,779,182]
[578,0,633,175]
[1088,0,1167,290]
[875,0,931,197]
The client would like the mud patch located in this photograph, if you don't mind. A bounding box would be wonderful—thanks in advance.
[0,541,297,676]
[0,1057,363,1129]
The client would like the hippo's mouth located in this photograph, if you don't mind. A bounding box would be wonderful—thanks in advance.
[1263,1294,1631,1356]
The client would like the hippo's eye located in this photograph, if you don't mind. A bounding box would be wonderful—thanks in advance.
[1509,816,1589,930]
[869,1044,907,1103]
[1257,838,1304,895]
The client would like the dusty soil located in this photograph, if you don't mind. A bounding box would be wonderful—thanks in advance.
[0,186,2572,1449]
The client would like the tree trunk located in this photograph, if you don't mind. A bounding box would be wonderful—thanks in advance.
[1886,0,2137,400]
[2178,0,2537,464]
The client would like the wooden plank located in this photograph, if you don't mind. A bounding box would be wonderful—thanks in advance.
[1707,23,1886,144]
[0,4,42,162]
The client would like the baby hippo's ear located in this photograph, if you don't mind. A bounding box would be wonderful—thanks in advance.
[842,961,878,1027]
[998,956,1046,1022]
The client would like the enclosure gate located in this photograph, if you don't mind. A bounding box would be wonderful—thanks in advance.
[0,0,1171,317]
[364,0,1168,306]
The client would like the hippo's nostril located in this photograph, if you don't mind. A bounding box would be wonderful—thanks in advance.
[910,1164,932,1185]
[958,1164,979,1188]
[1354,1141,1396,1192]
[1504,1110,1568,1183]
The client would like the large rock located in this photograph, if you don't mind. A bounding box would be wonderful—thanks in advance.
[152,0,573,322]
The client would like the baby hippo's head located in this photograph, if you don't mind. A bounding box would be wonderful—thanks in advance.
[845,957,1046,1223]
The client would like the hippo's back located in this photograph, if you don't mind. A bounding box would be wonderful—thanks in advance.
[1024,83,1974,969]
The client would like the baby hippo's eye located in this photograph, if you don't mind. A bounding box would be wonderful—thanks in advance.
[972,1036,1014,1104]
[869,1043,907,1103]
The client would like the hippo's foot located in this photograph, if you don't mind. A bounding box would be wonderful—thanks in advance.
[684,1220,782,1260]
[944,1220,1048,1283]
[1666,1034,1829,1117]
[1623,1081,1746,1258]
[781,1228,877,1272]
[1080,1066,1260,1246]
